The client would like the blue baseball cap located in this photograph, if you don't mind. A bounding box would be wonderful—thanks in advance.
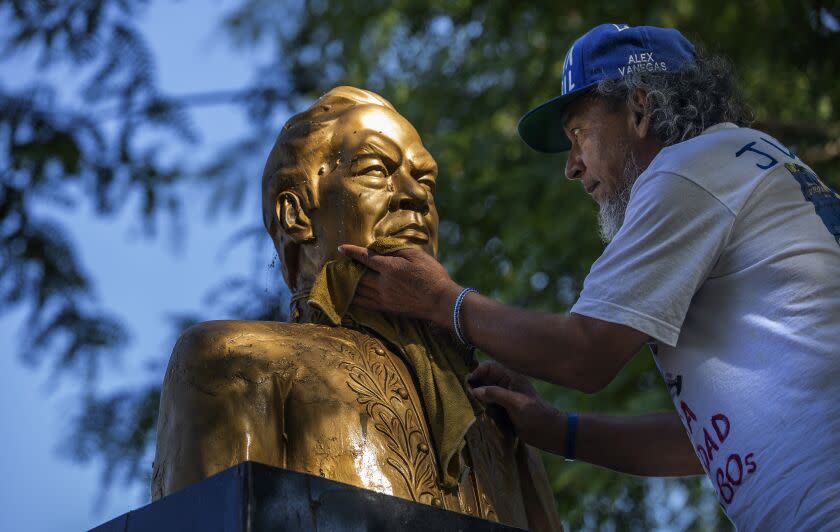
[518,24,696,153]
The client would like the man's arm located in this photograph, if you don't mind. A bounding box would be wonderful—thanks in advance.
[458,290,649,393]
[574,412,704,476]
[468,362,703,477]
[342,171,736,393]
[339,244,647,393]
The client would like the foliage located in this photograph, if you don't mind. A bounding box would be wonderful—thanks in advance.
[2,0,838,529]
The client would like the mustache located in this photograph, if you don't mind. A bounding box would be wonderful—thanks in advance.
[597,153,641,243]
[380,214,432,235]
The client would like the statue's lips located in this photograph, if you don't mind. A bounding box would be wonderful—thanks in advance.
[389,223,429,242]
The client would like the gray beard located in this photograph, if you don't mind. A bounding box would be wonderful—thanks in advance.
[597,153,641,243]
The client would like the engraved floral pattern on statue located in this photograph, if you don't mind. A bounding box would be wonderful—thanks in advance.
[340,336,439,505]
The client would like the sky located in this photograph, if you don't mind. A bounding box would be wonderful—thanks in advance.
[0,1,278,530]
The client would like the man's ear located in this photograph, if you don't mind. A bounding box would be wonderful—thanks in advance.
[628,89,653,140]
[276,191,315,243]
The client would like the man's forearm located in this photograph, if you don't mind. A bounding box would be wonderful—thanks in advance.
[448,290,647,392]
[467,361,703,476]
[574,412,705,477]
[532,410,704,477]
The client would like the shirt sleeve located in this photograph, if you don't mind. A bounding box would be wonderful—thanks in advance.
[570,171,735,347]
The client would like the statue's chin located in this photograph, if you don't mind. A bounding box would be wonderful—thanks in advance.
[388,234,437,257]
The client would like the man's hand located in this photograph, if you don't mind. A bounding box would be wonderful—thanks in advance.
[469,361,705,476]
[340,245,648,393]
[468,361,566,454]
[338,244,462,326]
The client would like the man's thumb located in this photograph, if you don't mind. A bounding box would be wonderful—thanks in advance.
[339,244,387,271]
[471,385,523,411]
[393,246,425,261]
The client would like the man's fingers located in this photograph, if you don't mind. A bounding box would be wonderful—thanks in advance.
[338,244,379,270]
[353,272,382,307]
[471,385,527,412]
[338,244,366,258]
[357,269,380,288]
[467,361,511,388]
[392,247,426,261]
[355,283,378,300]
[352,294,381,310]
[338,244,392,272]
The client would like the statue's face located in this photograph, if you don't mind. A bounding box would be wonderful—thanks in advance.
[311,104,439,258]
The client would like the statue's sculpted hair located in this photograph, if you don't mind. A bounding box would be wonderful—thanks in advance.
[261,86,396,289]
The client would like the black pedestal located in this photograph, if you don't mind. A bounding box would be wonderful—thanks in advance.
[91,461,523,531]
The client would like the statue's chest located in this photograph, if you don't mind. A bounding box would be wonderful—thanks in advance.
[316,332,446,502]
[291,330,513,522]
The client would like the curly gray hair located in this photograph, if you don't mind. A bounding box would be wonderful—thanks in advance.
[595,51,753,146]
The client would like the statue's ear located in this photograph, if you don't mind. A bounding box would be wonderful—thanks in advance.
[276,191,314,244]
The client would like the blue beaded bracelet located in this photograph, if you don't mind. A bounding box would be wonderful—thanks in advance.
[453,287,477,350]
[565,412,578,461]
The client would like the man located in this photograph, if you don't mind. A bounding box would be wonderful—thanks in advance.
[339,24,840,530]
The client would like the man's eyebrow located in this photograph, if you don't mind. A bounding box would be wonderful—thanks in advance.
[354,133,403,165]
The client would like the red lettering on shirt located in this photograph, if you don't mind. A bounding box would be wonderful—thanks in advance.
[745,452,757,474]
[712,413,730,443]
[681,400,698,434]
[725,453,743,485]
[704,427,720,462]
[681,408,758,507]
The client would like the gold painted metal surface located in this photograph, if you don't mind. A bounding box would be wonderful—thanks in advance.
[151,87,562,531]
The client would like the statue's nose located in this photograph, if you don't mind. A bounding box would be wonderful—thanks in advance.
[391,171,430,214]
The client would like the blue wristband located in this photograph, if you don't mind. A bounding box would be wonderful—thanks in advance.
[453,287,477,349]
[565,412,578,461]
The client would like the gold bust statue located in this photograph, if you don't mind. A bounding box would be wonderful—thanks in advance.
[151,86,561,531]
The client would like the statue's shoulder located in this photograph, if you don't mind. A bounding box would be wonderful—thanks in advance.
[170,319,370,367]
[163,320,388,399]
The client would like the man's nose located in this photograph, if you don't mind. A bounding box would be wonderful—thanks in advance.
[565,144,585,181]
[391,170,430,214]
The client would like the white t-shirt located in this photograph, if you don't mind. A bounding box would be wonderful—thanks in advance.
[571,123,840,530]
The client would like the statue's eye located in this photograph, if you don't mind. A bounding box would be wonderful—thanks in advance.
[351,156,389,178]
[418,177,436,195]
[358,164,388,178]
